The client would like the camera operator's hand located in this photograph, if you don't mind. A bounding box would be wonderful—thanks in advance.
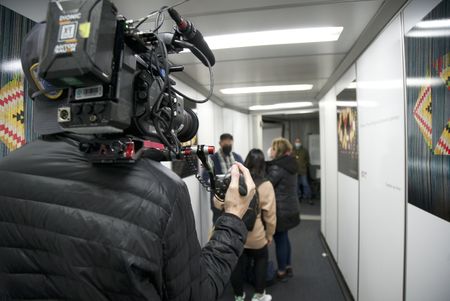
[224,163,256,219]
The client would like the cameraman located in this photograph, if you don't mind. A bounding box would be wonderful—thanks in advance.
[0,24,256,301]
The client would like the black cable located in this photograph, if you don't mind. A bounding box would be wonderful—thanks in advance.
[185,154,213,192]
[152,7,168,33]
[170,41,214,104]
[135,9,159,29]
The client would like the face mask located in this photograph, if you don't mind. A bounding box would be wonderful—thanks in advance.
[295,143,301,149]
[222,145,232,155]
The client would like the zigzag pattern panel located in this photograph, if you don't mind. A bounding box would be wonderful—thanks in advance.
[405,0,450,222]
[0,5,36,157]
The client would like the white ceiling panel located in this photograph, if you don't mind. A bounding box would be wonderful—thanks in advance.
[180,53,345,86]
[2,0,385,113]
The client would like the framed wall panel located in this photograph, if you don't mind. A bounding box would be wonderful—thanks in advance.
[403,0,450,299]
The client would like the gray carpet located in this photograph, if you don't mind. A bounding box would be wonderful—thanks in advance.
[218,217,344,301]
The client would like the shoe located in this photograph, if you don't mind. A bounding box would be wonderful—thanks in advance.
[276,271,288,283]
[235,293,246,301]
[252,291,272,301]
[286,266,294,277]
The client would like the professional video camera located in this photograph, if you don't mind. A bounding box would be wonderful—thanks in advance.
[21,0,246,199]
[22,0,216,161]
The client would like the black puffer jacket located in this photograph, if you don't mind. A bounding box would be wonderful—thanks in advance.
[267,155,300,232]
[0,136,247,301]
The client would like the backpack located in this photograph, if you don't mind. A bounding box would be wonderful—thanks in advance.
[241,177,267,231]
[242,193,259,231]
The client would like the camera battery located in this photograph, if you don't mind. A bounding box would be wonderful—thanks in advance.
[39,0,117,88]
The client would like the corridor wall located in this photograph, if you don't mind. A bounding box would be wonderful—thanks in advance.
[335,66,359,299]
[319,0,450,300]
[319,89,338,258]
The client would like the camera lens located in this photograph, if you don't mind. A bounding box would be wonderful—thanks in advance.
[177,107,199,142]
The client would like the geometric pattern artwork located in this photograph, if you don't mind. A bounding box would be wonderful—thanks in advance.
[434,119,450,155]
[0,77,26,151]
[413,82,433,150]
[434,52,450,89]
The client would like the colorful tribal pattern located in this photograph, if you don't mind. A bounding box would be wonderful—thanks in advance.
[0,77,26,151]
[434,119,450,155]
[413,83,433,149]
[434,52,450,89]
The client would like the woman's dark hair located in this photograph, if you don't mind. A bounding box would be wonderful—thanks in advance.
[244,149,266,180]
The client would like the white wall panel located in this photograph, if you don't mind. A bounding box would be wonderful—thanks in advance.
[319,89,338,257]
[406,205,450,301]
[223,108,251,158]
[357,16,405,301]
[262,126,282,160]
[333,65,359,298]
[337,173,359,298]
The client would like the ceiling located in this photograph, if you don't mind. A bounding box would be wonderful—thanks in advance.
[114,0,384,113]
[1,0,388,114]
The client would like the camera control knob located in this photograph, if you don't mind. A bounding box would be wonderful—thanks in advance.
[94,104,106,114]
[85,104,94,114]
[73,104,83,115]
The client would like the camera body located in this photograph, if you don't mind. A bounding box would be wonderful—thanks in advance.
[23,0,198,146]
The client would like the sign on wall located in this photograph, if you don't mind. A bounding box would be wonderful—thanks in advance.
[405,0,450,222]
[337,85,359,179]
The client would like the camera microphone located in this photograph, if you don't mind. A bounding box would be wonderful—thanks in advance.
[168,7,216,67]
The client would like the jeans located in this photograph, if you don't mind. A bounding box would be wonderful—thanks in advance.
[298,174,312,200]
[231,246,269,296]
[273,231,292,272]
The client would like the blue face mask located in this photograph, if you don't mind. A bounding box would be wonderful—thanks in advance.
[295,143,301,149]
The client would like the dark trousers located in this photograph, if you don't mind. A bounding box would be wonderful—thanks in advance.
[298,174,312,200]
[273,230,292,272]
[231,246,269,296]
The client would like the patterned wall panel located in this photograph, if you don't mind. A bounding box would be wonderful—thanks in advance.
[405,0,450,222]
[0,5,36,158]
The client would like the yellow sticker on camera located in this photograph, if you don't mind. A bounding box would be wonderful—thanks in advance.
[79,22,91,38]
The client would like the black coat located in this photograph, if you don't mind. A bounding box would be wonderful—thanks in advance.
[0,136,247,301]
[267,155,300,232]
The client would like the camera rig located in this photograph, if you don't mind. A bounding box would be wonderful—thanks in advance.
[21,0,228,194]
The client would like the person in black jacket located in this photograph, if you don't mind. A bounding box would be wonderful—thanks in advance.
[0,22,257,301]
[0,136,255,301]
[267,138,300,282]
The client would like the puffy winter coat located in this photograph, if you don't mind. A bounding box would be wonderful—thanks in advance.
[267,155,300,232]
[0,135,247,301]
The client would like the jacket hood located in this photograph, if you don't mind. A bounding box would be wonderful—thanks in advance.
[269,155,297,174]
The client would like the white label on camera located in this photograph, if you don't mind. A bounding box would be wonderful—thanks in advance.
[75,85,103,100]
[54,43,77,54]
[59,22,77,41]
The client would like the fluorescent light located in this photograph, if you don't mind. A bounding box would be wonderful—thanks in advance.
[336,101,357,107]
[221,84,313,95]
[195,27,343,50]
[407,77,443,87]
[0,59,22,73]
[346,82,357,89]
[249,102,313,111]
[261,108,319,116]
[416,19,450,29]
[406,28,450,37]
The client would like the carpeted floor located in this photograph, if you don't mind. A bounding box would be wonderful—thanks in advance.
[218,203,344,301]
